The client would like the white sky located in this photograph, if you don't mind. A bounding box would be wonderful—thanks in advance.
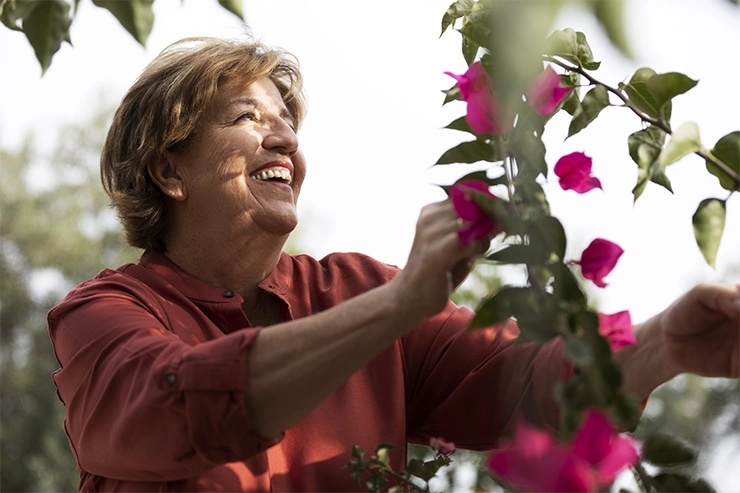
[1,0,739,327]
[1,1,739,490]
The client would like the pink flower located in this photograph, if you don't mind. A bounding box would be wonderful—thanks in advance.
[571,410,640,485]
[486,411,639,492]
[573,238,623,288]
[487,419,593,492]
[430,437,456,455]
[554,152,602,194]
[526,65,572,115]
[598,311,637,352]
[445,63,512,135]
[450,180,500,247]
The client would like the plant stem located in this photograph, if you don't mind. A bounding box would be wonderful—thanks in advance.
[543,55,740,190]
[633,461,655,493]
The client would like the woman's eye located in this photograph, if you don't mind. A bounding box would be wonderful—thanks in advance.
[237,112,257,123]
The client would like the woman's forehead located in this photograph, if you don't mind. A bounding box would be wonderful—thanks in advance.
[217,76,284,109]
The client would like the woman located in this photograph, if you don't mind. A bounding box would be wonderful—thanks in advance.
[48,37,739,492]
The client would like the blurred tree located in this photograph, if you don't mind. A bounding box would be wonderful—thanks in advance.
[0,109,140,491]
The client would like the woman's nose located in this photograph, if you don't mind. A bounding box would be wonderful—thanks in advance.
[263,117,299,155]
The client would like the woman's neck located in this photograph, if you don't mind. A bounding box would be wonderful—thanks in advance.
[164,225,288,304]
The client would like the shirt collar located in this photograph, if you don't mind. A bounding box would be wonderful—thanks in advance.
[138,250,293,303]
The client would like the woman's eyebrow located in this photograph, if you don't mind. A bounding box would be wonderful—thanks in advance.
[227,97,260,109]
[227,97,295,127]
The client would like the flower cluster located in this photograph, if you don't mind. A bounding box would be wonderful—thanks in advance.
[445,63,571,135]
[487,410,639,493]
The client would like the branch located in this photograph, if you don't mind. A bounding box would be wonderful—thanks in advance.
[544,56,740,190]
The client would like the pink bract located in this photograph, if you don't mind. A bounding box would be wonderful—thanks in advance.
[486,411,639,492]
[450,180,499,247]
[598,311,637,352]
[574,238,624,288]
[487,419,593,493]
[572,410,640,485]
[554,152,603,194]
[430,437,456,456]
[445,62,512,135]
[526,65,572,115]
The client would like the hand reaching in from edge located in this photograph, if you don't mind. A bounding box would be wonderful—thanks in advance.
[659,283,740,378]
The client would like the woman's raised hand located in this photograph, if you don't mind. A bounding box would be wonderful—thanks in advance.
[390,200,489,321]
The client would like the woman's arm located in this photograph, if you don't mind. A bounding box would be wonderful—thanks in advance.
[245,200,487,439]
[615,283,740,401]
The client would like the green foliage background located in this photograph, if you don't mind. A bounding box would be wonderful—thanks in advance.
[0,110,140,492]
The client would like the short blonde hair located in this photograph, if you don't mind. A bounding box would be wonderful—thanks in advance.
[101,37,306,251]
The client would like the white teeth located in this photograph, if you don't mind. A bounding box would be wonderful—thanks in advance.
[250,166,292,184]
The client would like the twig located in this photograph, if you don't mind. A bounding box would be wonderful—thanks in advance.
[543,55,740,190]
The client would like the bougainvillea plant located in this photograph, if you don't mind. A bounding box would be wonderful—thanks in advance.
[348,1,738,492]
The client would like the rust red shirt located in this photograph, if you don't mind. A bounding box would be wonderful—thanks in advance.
[48,250,571,492]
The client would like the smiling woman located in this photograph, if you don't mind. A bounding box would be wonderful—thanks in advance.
[45,35,740,493]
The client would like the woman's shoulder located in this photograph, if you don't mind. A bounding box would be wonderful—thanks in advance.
[282,251,400,293]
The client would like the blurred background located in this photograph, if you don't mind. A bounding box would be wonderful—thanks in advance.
[1,0,738,491]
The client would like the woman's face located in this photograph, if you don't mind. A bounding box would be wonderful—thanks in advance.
[167,76,306,239]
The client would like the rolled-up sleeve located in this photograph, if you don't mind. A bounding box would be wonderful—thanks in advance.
[49,286,280,482]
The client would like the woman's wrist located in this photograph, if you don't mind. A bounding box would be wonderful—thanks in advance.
[614,313,680,401]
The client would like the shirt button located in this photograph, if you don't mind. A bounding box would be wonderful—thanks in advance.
[223,290,234,298]
[164,373,177,386]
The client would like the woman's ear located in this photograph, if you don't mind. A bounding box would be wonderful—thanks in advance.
[147,151,187,201]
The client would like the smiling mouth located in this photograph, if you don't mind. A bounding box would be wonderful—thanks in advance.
[249,166,292,185]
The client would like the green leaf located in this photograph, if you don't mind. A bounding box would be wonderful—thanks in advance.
[406,458,440,482]
[528,215,566,261]
[627,126,671,200]
[705,131,740,191]
[461,34,478,65]
[643,433,697,466]
[441,0,475,36]
[217,0,244,20]
[487,0,556,119]
[474,287,559,343]
[610,391,641,432]
[444,116,473,134]
[441,83,462,105]
[435,140,497,165]
[21,0,71,74]
[621,69,697,126]
[511,132,547,178]
[442,170,508,191]
[544,28,579,66]
[1,0,38,31]
[565,335,594,367]
[646,72,698,110]
[458,20,490,54]
[551,263,586,307]
[567,85,610,138]
[575,31,601,70]
[92,0,154,46]
[487,244,545,264]
[469,287,525,330]
[515,181,550,224]
[469,188,519,233]
[375,447,391,466]
[659,122,703,167]
[692,198,726,268]
[587,0,631,58]
[621,67,660,119]
[544,28,601,69]
[651,473,715,493]
[561,90,581,116]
